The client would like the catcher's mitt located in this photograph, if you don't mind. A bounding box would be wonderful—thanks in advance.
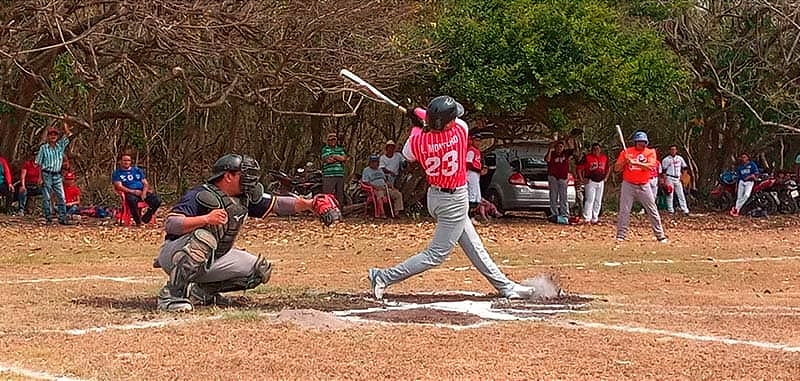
[312,193,341,226]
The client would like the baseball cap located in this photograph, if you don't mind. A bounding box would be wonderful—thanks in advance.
[385,140,396,146]
[64,172,76,180]
[368,154,379,161]
[470,132,482,139]
[47,127,59,135]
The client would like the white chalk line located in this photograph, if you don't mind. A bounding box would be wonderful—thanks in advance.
[530,255,800,269]
[557,320,800,353]
[604,302,800,312]
[0,275,161,285]
[0,362,88,381]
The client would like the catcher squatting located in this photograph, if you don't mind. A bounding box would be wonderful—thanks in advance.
[155,95,542,312]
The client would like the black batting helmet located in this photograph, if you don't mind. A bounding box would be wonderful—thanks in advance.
[426,96,464,131]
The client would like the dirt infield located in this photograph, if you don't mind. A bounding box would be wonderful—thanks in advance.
[1,213,800,379]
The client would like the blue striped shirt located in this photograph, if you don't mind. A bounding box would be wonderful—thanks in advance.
[36,137,70,172]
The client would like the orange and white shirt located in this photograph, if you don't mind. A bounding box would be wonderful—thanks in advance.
[616,147,657,185]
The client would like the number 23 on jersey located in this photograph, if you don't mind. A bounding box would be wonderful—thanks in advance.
[424,150,459,176]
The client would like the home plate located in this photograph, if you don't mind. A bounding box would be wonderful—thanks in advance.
[334,292,593,327]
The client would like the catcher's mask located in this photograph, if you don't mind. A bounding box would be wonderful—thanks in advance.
[208,154,263,203]
[426,95,464,131]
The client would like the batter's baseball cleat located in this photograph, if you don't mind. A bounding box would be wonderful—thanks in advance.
[157,285,193,312]
[658,237,670,244]
[368,268,386,300]
[504,284,535,299]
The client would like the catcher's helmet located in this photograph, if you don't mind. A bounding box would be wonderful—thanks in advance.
[426,96,464,131]
[631,131,649,143]
[208,154,263,202]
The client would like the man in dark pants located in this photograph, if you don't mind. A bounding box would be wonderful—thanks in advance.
[112,153,161,225]
[321,132,348,205]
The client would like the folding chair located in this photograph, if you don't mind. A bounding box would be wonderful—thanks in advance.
[359,181,389,218]
[115,191,155,226]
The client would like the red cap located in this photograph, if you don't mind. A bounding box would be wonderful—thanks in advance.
[47,127,59,135]
[64,172,76,180]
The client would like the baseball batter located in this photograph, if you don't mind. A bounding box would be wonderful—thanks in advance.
[156,154,341,311]
[614,131,668,243]
[368,96,535,299]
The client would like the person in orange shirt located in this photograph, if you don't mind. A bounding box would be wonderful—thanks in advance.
[613,131,667,243]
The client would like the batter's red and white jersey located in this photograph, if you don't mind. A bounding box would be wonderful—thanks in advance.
[402,107,468,188]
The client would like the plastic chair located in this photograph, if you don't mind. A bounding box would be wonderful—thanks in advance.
[359,181,389,218]
[116,191,155,226]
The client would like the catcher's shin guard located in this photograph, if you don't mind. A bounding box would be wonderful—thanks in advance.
[167,229,218,298]
[196,255,272,295]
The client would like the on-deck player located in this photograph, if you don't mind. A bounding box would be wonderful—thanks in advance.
[368,96,535,299]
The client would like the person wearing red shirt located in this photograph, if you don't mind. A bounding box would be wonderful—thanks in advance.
[15,149,42,216]
[614,131,667,243]
[577,143,610,224]
[63,172,81,216]
[544,139,575,217]
[368,96,541,300]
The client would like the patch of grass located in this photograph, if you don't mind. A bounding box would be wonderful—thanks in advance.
[221,310,264,322]
[247,284,314,296]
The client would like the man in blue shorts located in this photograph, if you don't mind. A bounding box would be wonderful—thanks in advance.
[155,154,341,311]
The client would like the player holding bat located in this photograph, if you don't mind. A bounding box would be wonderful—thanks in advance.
[613,129,668,243]
[367,96,539,299]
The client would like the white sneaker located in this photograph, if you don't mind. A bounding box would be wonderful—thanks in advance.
[504,284,534,299]
[368,268,386,300]
[658,237,670,244]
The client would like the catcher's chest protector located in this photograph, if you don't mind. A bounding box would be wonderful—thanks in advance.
[196,184,248,257]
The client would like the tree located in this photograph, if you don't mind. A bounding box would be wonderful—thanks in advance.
[421,0,686,133]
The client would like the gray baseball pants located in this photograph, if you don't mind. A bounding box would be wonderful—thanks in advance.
[548,175,569,216]
[372,186,517,296]
[157,234,259,283]
[616,181,666,240]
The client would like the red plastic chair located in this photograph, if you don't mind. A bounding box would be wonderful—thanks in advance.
[116,191,155,226]
[359,181,389,218]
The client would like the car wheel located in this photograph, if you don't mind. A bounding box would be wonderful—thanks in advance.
[485,189,505,215]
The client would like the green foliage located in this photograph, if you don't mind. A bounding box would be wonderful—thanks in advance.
[50,53,88,98]
[424,0,687,116]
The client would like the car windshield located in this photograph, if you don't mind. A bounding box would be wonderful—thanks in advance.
[510,157,547,171]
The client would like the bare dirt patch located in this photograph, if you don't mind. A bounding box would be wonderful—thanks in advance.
[355,308,484,326]
[3,214,800,379]
[273,309,361,330]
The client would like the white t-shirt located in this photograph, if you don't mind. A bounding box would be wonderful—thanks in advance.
[662,155,687,178]
[379,153,404,177]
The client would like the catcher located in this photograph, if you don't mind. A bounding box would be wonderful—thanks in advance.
[155,153,340,312]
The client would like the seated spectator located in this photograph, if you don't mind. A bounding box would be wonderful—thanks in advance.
[0,154,12,213]
[379,140,404,186]
[63,171,81,216]
[112,153,161,225]
[361,155,404,218]
[15,149,42,216]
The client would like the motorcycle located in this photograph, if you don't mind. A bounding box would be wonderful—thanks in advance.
[739,174,779,215]
[771,174,799,214]
[708,170,737,212]
[267,166,323,198]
